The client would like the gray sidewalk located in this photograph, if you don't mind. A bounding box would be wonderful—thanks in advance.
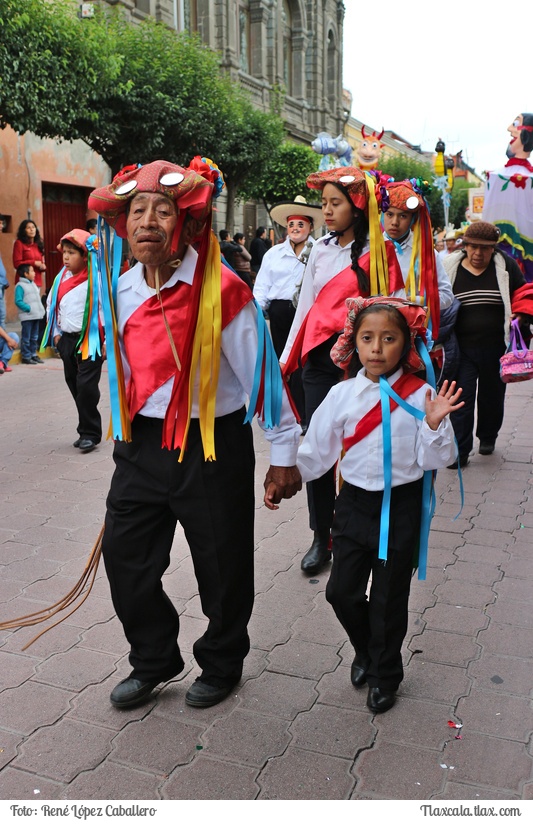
[1,357,533,801]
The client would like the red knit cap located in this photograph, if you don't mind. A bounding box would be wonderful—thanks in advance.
[57,229,91,256]
[87,160,214,240]
[386,181,423,212]
[307,166,372,212]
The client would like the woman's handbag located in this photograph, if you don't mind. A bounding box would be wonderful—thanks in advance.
[500,319,533,383]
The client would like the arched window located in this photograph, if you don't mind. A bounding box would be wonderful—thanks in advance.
[282,1,293,95]
[239,2,251,73]
[327,29,336,102]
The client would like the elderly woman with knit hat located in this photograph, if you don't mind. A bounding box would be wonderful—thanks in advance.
[281,167,405,575]
[443,220,527,467]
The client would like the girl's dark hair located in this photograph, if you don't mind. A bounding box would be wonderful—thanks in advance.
[17,220,45,253]
[347,304,411,379]
[255,226,266,238]
[234,232,245,243]
[327,183,369,293]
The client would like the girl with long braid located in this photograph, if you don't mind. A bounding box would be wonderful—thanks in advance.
[280,168,405,575]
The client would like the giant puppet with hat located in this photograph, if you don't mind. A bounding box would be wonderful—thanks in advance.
[482,112,533,281]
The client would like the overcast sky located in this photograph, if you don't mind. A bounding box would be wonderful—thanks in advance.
[342,0,530,175]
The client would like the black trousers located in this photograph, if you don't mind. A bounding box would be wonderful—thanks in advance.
[302,336,343,534]
[56,332,103,442]
[269,299,305,422]
[326,479,423,691]
[450,342,506,456]
[101,409,255,683]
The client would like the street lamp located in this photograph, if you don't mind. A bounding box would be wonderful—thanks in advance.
[434,139,454,229]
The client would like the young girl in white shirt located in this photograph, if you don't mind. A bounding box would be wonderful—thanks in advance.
[296,297,463,714]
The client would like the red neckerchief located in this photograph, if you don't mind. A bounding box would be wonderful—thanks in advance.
[504,157,533,173]
[123,266,252,420]
[282,241,404,378]
[57,267,88,305]
[343,373,426,452]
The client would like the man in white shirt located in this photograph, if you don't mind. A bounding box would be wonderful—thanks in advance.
[254,196,323,423]
[88,160,301,712]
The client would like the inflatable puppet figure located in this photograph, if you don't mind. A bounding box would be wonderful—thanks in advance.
[311,133,352,170]
[356,125,385,170]
[482,112,533,281]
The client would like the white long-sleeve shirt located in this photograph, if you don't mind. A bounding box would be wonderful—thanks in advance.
[116,250,301,466]
[297,367,456,490]
[253,236,314,308]
[280,235,352,361]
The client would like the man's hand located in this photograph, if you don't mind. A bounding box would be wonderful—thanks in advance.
[263,465,302,511]
[6,335,18,350]
[53,334,61,347]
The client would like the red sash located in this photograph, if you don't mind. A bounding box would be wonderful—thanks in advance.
[283,242,404,378]
[343,373,426,452]
[124,266,252,418]
[57,268,88,305]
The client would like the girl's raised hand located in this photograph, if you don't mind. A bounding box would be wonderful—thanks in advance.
[425,380,464,431]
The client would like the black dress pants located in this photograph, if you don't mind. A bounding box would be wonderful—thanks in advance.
[326,479,423,691]
[450,342,506,456]
[101,409,255,684]
[302,336,343,534]
[269,299,305,423]
[57,331,103,443]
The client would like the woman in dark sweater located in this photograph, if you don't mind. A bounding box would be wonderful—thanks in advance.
[443,221,526,467]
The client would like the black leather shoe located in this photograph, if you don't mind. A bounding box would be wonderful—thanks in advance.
[31,355,45,364]
[185,677,239,708]
[350,655,370,688]
[78,438,97,453]
[479,441,495,455]
[301,532,331,574]
[110,677,160,708]
[73,438,82,448]
[367,686,396,713]
[447,455,469,470]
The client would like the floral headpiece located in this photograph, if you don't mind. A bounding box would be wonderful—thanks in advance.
[331,296,428,373]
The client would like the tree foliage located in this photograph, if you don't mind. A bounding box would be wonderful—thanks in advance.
[238,141,320,212]
[0,0,121,139]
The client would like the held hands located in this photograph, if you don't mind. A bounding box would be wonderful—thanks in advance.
[425,380,464,431]
[263,465,302,511]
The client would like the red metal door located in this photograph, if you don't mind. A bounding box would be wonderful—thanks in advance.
[42,185,90,292]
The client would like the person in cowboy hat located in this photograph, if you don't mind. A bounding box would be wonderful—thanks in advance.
[280,167,405,576]
[253,195,324,425]
[438,229,460,259]
[297,296,462,713]
[87,158,301,711]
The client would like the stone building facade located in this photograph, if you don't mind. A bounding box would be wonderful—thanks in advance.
[112,1,347,145]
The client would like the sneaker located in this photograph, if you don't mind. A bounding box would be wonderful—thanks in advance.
[0,363,4,374]
[21,358,36,364]
[31,355,45,364]
[1,362,12,373]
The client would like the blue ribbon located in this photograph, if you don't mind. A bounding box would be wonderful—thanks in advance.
[82,235,101,360]
[97,217,124,439]
[378,375,434,578]
[244,299,282,428]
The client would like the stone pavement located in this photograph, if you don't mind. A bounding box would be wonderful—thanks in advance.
[1,353,533,802]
